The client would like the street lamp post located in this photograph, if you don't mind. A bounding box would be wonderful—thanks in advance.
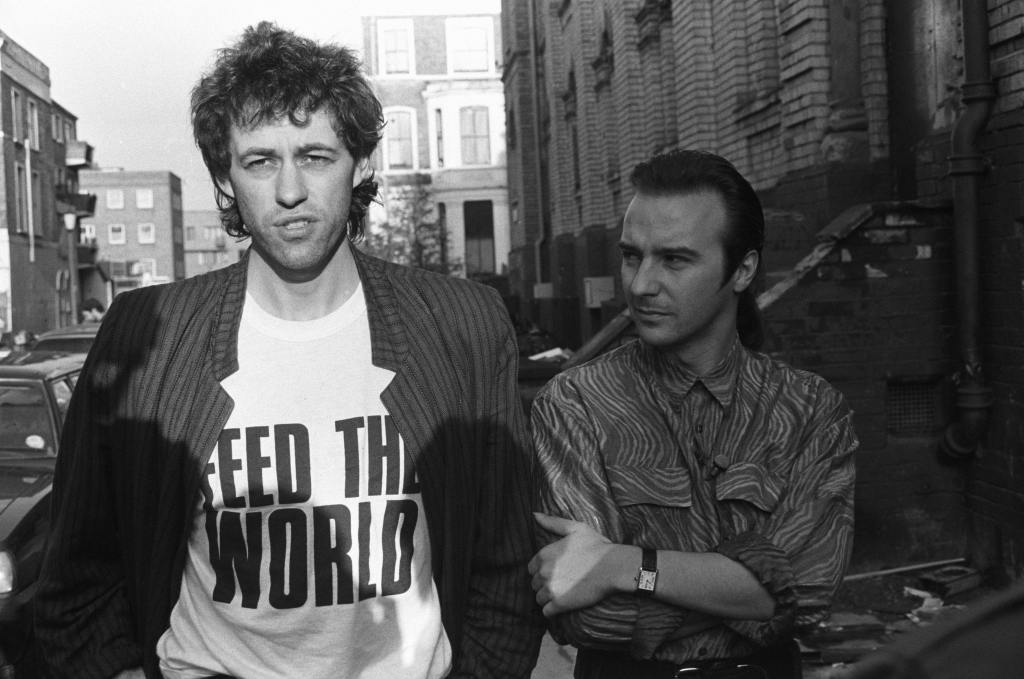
[62,213,80,325]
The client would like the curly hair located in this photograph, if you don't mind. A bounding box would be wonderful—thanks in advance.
[191,21,384,239]
[630,149,766,349]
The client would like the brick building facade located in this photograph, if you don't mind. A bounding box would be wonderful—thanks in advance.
[502,0,1024,578]
[79,169,185,300]
[1,29,97,334]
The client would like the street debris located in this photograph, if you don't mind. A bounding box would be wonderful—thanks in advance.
[798,563,986,676]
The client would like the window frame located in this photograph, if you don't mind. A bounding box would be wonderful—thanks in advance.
[106,189,125,210]
[382,106,417,171]
[108,223,126,245]
[11,90,23,142]
[377,18,415,76]
[460,106,491,166]
[136,188,154,209]
[27,99,39,149]
[445,17,494,75]
[14,163,28,234]
[137,223,156,244]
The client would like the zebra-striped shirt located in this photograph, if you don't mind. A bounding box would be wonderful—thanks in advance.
[532,338,858,664]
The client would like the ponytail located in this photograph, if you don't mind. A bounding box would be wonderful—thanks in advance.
[737,289,764,350]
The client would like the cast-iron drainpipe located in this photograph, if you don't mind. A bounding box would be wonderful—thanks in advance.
[527,0,548,290]
[943,0,997,459]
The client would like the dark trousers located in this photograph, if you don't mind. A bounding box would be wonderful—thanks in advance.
[573,640,802,679]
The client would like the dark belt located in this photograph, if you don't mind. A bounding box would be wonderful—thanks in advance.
[574,640,802,679]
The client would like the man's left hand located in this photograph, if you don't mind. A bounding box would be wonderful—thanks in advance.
[528,512,638,617]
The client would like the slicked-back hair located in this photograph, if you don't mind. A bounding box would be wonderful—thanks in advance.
[629,149,766,349]
[191,21,384,239]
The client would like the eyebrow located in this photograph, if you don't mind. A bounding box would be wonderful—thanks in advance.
[617,241,701,259]
[239,142,340,157]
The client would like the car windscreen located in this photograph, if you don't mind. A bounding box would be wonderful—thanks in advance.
[0,382,55,456]
[32,337,94,354]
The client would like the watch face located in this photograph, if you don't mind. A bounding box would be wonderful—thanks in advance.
[637,569,657,592]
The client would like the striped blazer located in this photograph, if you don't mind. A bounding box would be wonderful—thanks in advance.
[34,244,543,678]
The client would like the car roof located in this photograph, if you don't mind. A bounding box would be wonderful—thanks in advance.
[0,350,86,378]
[34,322,102,340]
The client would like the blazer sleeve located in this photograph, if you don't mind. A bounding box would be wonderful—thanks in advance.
[449,290,545,678]
[33,296,145,679]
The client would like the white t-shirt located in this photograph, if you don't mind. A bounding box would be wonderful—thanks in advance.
[157,287,451,679]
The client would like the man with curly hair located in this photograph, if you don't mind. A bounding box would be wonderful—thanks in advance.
[34,22,542,679]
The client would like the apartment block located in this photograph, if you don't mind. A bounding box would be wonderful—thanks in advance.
[183,209,246,278]
[79,169,185,297]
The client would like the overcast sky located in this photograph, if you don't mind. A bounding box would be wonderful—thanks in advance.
[1,0,499,211]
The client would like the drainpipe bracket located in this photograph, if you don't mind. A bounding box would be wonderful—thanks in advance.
[948,154,988,176]
[961,81,997,104]
[954,382,994,411]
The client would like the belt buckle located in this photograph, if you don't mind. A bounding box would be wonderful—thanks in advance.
[673,663,757,679]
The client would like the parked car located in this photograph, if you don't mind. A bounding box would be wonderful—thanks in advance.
[0,350,85,674]
[0,332,38,361]
[31,322,101,355]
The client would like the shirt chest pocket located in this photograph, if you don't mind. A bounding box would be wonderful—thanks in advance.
[714,461,783,534]
[605,465,693,509]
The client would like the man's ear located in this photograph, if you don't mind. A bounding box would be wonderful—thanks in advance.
[215,175,235,200]
[352,158,371,188]
[732,250,759,293]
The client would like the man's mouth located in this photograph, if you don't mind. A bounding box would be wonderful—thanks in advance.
[632,306,669,318]
[275,215,316,229]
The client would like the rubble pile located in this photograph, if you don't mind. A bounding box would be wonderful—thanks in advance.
[798,564,986,678]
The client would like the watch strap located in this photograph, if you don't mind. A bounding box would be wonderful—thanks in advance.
[642,547,657,572]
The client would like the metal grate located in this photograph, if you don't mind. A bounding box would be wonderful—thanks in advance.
[887,381,939,436]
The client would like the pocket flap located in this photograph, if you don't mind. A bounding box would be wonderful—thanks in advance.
[715,461,782,512]
[606,465,693,508]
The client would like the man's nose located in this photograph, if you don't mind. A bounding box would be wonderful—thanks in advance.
[275,163,308,207]
[628,259,659,296]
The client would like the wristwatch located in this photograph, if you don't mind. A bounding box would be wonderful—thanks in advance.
[636,548,658,595]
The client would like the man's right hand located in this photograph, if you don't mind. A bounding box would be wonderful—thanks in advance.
[529,512,640,616]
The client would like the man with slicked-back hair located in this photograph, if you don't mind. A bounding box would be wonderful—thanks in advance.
[35,22,542,679]
[529,150,857,679]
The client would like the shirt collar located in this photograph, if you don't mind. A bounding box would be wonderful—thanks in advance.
[639,337,743,409]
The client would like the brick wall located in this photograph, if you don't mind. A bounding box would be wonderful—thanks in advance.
[971,103,1024,577]
[900,0,1024,578]
[761,205,964,568]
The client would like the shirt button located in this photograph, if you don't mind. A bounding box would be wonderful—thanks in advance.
[713,454,730,470]
[696,424,704,433]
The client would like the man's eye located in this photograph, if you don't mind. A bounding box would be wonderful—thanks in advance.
[663,255,689,267]
[244,158,272,169]
[621,252,640,265]
[302,155,332,165]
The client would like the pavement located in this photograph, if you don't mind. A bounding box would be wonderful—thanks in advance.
[531,634,576,679]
